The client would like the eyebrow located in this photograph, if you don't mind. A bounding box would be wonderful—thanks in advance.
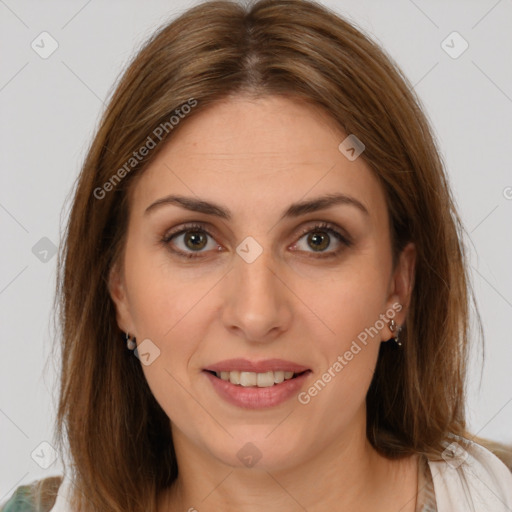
[144,192,369,220]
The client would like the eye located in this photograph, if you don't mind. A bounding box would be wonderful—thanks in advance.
[291,222,352,258]
[161,221,352,260]
[161,223,220,259]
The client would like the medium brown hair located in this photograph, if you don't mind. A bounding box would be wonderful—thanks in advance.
[54,0,481,510]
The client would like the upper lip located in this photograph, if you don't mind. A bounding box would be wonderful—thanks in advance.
[204,358,310,373]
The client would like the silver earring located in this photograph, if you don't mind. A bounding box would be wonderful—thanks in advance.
[126,332,136,350]
[389,320,403,346]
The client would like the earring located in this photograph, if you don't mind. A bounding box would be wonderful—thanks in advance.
[126,332,137,350]
[388,319,403,346]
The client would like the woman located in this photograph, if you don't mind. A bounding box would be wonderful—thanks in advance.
[2,0,511,511]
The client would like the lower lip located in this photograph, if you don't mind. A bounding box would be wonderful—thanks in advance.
[203,370,311,409]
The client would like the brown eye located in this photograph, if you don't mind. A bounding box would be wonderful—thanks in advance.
[162,221,351,261]
[183,230,208,251]
[307,231,331,252]
[162,224,219,258]
[292,222,352,258]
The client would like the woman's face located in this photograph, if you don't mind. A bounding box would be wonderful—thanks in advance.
[109,94,415,471]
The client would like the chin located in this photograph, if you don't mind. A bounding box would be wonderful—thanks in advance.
[205,430,308,472]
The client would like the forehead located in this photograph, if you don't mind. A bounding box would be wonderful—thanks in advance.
[130,95,388,224]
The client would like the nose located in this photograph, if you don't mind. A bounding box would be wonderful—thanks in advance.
[221,245,293,343]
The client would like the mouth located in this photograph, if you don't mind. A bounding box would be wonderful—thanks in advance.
[202,358,312,408]
[202,367,312,409]
[204,369,311,388]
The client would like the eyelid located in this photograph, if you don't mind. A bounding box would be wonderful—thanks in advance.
[293,221,352,246]
[161,222,220,258]
[161,220,352,259]
[162,222,218,241]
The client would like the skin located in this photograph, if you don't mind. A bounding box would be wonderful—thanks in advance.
[109,94,417,512]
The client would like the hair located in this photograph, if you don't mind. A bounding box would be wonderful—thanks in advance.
[53,0,483,510]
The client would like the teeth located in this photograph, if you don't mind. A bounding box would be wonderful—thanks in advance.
[257,371,274,387]
[215,370,299,387]
[228,370,240,385]
[273,371,285,383]
[240,371,257,387]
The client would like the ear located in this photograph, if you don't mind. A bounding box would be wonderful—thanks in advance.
[383,242,416,340]
[108,261,136,336]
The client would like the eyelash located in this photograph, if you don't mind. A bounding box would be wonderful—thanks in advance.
[160,221,353,260]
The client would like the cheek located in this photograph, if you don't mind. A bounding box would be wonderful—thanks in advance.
[293,256,389,404]
[296,277,384,430]
[125,258,212,429]
[123,236,217,339]
[296,256,390,344]
[122,241,220,387]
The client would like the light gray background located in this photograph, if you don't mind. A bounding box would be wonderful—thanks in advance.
[1,0,511,499]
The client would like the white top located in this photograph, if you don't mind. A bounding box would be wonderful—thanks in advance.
[50,439,512,511]
[429,439,512,511]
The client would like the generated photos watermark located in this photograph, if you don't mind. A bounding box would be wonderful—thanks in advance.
[297,302,403,404]
[93,98,198,200]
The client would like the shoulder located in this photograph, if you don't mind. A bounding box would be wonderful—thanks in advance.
[428,436,512,511]
[0,476,63,512]
[473,436,512,472]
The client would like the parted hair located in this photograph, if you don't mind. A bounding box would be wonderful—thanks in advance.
[53,0,481,510]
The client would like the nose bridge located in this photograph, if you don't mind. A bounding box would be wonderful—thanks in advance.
[237,243,277,293]
[221,237,292,341]
[235,239,282,305]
